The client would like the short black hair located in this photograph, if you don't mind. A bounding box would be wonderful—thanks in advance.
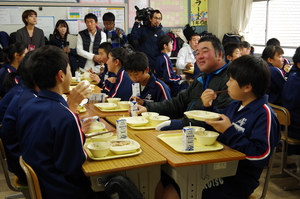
[27,45,69,90]
[199,35,225,60]
[102,12,115,21]
[224,42,240,57]
[84,13,98,23]
[3,51,34,92]
[99,42,113,56]
[150,10,162,20]
[292,52,300,71]
[240,41,251,48]
[2,43,27,64]
[157,35,172,51]
[188,33,200,42]
[266,38,280,47]
[124,52,149,72]
[22,9,37,26]
[109,47,128,66]
[261,46,284,61]
[227,55,270,98]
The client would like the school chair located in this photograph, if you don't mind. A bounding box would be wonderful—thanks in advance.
[19,156,43,199]
[0,139,29,199]
[268,103,300,190]
[259,146,277,199]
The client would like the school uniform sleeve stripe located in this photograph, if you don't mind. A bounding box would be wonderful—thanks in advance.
[111,71,124,98]
[60,102,88,158]
[246,104,271,161]
[163,55,181,81]
[155,81,168,100]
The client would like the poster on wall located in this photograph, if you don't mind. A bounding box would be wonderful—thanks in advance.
[150,0,188,28]
[190,0,208,26]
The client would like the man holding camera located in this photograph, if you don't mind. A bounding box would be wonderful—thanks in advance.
[131,9,166,72]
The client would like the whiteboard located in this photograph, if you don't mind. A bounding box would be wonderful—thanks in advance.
[36,16,55,40]
[0,3,128,39]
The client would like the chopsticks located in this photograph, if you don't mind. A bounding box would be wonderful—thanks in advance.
[85,130,114,138]
[214,90,228,94]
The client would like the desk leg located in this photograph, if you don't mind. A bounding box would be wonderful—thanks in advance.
[162,160,239,199]
[89,165,161,199]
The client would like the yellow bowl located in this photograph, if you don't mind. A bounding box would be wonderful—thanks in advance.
[141,112,159,119]
[90,132,113,142]
[87,142,110,158]
[195,131,219,146]
[107,98,121,104]
[149,115,170,126]
[118,101,131,110]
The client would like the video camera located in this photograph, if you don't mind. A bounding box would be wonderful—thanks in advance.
[134,6,153,26]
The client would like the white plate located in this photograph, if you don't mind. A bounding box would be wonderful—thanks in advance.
[119,117,149,127]
[110,139,141,155]
[184,110,220,121]
[94,103,117,110]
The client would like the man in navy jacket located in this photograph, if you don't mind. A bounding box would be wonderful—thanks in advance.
[131,9,166,71]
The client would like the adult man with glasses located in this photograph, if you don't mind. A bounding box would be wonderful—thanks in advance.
[102,12,127,48]
[131,9,166,72]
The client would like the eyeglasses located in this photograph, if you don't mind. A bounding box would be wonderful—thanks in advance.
[103,22,114,26]
[152,17,162,21]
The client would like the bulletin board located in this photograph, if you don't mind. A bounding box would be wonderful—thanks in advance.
[150,0,188,28]
[0,2,128,39]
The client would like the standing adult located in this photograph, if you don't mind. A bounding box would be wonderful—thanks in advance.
[16,10,45,51]
[77,13,107,73]
[131,9,166,71]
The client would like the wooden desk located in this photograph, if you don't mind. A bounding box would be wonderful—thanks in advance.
[134,130,246,199]
[81,111,166,199]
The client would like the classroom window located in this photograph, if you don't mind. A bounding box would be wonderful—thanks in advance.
[248,0,300,57]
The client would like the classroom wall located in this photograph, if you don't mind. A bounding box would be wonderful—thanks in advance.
[0,0,233,42]
[208,0,232,41]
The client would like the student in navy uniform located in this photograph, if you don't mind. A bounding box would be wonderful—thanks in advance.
[223,42,241,61]
[15,45,94,199]
[106,47,133,100]
[282,52,300,155]
[155,35,188,97]
[89,42,117,94]
[156,55,281,199]
[261,45,286,105]
[0,51,32,128]
[200,55,280,199]
[0,43,28,98]
[16,10,45,51]
[102,12,127,48]
[124,51,171,105]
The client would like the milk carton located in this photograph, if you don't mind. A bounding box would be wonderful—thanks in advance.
[132,83,140,97]
[116,119,127,139]
[182,127,194,151]
[130,101,138,117]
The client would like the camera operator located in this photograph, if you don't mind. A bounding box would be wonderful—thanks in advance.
[131,9,166,72]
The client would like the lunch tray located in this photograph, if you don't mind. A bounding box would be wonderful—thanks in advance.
[84,137,142,160]
[157,133,224,153]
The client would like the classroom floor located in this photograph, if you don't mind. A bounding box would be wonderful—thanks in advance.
[1,154,300,199]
